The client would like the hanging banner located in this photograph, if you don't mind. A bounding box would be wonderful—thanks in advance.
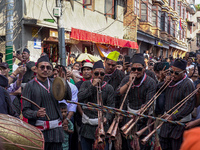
[96,44,119,57]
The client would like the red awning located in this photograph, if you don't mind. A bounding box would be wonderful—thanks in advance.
[70,28,138,49]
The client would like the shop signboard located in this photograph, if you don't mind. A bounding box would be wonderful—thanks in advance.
[34,38,41,49]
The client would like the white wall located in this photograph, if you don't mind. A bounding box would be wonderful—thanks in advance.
[24,0,124,38]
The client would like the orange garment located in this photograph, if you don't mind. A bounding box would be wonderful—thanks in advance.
[180,127,200,150]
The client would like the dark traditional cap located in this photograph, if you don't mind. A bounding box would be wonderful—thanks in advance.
[117,61,123,66]
[173,59,187,70]
[93,60,104,70]
[0,74,8,88]
[37,56,50,65]
[0,62,9,69]
[23,48,30,54]
[132,53,145,66]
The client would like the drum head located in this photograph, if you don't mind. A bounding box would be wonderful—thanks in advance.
[53,77,67,101]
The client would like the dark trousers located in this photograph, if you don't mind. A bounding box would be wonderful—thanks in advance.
[45,142,63,150]
[127,136,151,150]
[81,136,109,150]
[159,136,183,150]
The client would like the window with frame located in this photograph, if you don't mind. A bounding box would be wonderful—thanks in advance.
[168,17,170,34]
[152,5,161,27]
[152,10,156,27]
[178,30,181,40]
[161,12,166,31]
[173,0,175,10]
[182,29,185,42]
[140,0,152,23]
[173,22,175,37]
[178,1,181,17]
[197,33,200,47]
[105,0,117,18]
[83,0,93,10]
[134,0,140,17]
[169,0,171,6]
[182,8,184,19]
[141,3,147,21]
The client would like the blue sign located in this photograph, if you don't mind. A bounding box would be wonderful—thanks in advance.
[34,38,41,49]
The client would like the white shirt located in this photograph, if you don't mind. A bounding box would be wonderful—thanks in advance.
[59,81,78,112]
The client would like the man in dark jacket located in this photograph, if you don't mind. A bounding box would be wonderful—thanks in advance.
[78,60,115,150]
[22,56,71,150]
[159,59,195,150]
[0,74,18,117]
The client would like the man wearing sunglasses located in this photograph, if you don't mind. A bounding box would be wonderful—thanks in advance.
[159,59,195,150]
[117,53,156,150]
[78,60,115,150]
[22,56,72,150]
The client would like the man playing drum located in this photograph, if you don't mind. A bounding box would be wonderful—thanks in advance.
[22,56,72,150]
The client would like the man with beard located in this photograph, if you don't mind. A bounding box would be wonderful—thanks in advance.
[159,59,195,150]
[104,51,125,108]
[18,48,35,83]
[22,56,72,150]
[117,53,156,150]
[78,60,115,150]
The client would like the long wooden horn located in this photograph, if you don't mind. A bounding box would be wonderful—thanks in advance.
[121,80,172,136]
[141,87,199,145]
[136,86,199,137]
[107,76,136,139]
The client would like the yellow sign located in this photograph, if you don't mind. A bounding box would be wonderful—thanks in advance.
[32,28,38,38]
[49,29,70,39]
[158,42,163,46]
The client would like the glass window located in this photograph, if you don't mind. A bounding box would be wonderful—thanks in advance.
[134,0,140,17]
[197,33,200,47]
[148,4,152,23]
[168,19,170,34]
[83,0,92,5]
[105,0,117,18]
[161,12,165,31]
[173,0,175,10]
[141,3,147,22]
[105,0,114,15]
[84,0,93,10]
[152,11,156,26]
[178,2,181,16]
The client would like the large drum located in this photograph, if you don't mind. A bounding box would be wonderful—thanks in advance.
[52,77,68,101]
[0,114,44,150]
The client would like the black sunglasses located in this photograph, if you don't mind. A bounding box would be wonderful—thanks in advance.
[40,65,52,71]
[131,67,143,72]
[94,72,105,76]
[170,70,184,76]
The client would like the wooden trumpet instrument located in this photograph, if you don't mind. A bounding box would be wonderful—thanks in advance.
[107,76,136,140]
[96,82,105,144]
[141,87,199,145]
[121,80,172,137]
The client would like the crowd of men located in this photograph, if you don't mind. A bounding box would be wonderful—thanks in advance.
[1,48,200,150]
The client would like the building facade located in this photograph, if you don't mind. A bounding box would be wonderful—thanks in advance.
[0,0,139,63]
[124,0,196,59]
[189,6,200,52]
[0,0,197,63]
